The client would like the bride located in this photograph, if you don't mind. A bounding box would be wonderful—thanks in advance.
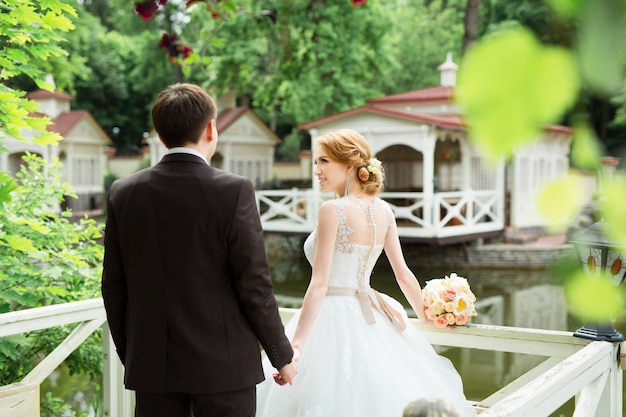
[257,129,476,417]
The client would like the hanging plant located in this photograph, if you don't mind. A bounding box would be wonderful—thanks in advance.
[441,149,458,162]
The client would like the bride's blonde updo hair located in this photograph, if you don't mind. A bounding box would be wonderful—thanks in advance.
[316,129,385,196]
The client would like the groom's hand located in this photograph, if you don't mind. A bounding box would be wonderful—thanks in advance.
[273,360,297,386]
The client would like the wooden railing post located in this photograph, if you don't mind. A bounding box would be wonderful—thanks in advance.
[102,322,134,417]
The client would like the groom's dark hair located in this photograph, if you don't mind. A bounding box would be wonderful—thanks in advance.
[152,83,217,149]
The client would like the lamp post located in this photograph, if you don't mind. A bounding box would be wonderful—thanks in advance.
[570,221,626,342]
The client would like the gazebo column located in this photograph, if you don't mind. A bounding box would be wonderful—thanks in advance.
[309,129,320,194]
[1,152,8,172]
[422,129,437,226]
[66,144,74,187]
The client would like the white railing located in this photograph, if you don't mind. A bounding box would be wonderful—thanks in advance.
[255,189,504,239]
[1,300,622,417]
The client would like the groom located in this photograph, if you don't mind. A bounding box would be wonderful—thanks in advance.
[102,83,296,417]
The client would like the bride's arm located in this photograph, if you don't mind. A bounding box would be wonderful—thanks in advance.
[291,201,338,354]
[384,219,428,322]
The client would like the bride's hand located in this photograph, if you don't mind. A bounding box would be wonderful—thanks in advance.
[292,347,301,364]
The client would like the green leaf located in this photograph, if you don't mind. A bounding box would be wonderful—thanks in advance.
[570,123,603,170]
[565,269,626,321]
[456,27,579,158]
[599,176,626,251]
[3,235,37,252]
[0,172,17,205]
[536,175,588,232]
[47,287,69,297]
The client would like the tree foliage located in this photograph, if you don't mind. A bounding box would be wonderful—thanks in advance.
[0,155,104,415]
[0,0,77,147]
[1,1,105,414]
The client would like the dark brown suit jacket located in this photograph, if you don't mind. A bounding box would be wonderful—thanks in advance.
[102,153,292,393]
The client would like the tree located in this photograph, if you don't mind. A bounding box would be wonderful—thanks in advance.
[384,0,466,92]
[0,0,76,148]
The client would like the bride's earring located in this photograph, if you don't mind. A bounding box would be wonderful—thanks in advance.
[344,179,349,197]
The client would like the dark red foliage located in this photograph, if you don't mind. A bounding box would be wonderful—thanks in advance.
[351,0,367,5]
[158,33,193,64]
[134,0,167,20]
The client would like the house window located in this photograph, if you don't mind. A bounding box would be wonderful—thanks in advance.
[72,157,99,186]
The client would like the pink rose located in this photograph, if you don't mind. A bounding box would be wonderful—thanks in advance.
[455,315,469,326]
[433,316,449,328]
[358,167,370,182]
[443,287,457,302]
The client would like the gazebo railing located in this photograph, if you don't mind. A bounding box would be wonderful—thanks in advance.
[255,188,504,239]
[1,300,622,417]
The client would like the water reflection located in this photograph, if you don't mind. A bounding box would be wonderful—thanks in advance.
[268,249,623,416]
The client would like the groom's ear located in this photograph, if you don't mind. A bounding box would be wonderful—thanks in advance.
[206,119,217,142]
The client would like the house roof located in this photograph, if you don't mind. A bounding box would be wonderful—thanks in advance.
[33,110,113,143]
[299,106,465,131]
[26,89,74,101]
[366,86,454,105]
[299,86,573,135]
[217,107,249,132]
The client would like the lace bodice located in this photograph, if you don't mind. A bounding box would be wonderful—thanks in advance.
[303,196,393,290]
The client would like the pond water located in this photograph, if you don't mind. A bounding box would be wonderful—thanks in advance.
[46,243,625,416]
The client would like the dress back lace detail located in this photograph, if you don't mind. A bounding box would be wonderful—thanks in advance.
[304,196,392,290]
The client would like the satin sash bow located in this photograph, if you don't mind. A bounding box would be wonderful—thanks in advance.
[327,286,407,332]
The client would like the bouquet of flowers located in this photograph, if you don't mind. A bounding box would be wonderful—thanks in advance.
[422,273,477,327]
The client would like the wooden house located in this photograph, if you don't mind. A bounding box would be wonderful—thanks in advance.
[0,80,113,215]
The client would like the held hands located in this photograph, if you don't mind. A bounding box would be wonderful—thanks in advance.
[273,348,300,386]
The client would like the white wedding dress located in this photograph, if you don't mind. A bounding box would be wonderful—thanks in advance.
[257,196,476,417]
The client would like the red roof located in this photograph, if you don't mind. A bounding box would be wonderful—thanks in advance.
[47,110,89,136]
[217,107,249,132]
[299,85,573,135]
[26,90,74,101]
[366,86,454,105]
[299,106,464,130]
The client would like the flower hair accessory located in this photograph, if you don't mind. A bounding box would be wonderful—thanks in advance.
[359,157,382,182]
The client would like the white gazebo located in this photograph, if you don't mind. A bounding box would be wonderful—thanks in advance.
[255,53,573,244]
[147,92,281,189]
[0,80,113,215]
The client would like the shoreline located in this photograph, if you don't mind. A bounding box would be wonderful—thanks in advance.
[265,233,574,271]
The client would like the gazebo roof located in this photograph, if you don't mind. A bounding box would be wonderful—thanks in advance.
[366,86,454,105]
[299,106,464,131]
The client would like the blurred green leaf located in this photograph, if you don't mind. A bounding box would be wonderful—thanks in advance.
[537,175,588,232]
[0,173,17,205]
[547,0,585,17]
[565,269,626,321]
[599,176,626,251]
[577,0,626,96]
[456,27,579,158]
[4,235,37,252]
[570,123,602,170]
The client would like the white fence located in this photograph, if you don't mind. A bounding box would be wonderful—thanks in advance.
[1,299,623,416]
[256,189,504,240]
